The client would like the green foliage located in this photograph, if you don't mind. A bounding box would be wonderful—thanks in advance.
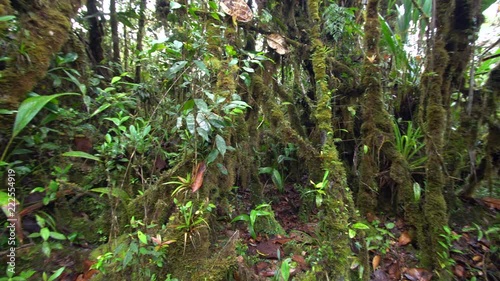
[172,198,215,254]
[437,226,462,272]
[27,213,67,257]
[322,2,357,41]
[303,170,330,208]
[393,119,427,171]
[259,143,296,193]
[0,93,79,165]
[91,218,174,278]
[231,203,272,239]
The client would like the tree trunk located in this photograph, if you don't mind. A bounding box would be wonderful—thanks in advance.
[110,0,121,70]
[135,0,147,83]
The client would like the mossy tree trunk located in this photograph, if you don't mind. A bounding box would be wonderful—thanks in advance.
[418,0,453,275]
[0,0,83,119]
[307,0,356,278]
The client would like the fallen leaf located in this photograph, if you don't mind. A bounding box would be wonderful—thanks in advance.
[403,268,433,281]
[453,264,465,278]
[191,162,207,192]
[74,135,92,153]
[372,269,391,281]
[478,197,500,209]
[398,231,412,246]
[472,255,482,262]
[266,34,289,55]
[372,255,381,270]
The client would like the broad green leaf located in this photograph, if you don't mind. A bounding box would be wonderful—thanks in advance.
[47,267,65,281]
[186,113,196,134]
[0,15,16,21]
[231,214,250,223]
[352,222,370,229]
[349,228,356,238]
[137,230,148,244]
[206,149,219,164]
[196,112,210,131]
[111,76,122,84]
[170,1,182,9]
[50,232,66,240]
[194,60,210,75]
[42,241,51,257]
[242,66,254,73]
[90,103,111,117]
[196,127,210,142]
[183,99,195,113]
[62,151,101,162]
[90,187,130,201]
[166,61,188,77]
[215,134,226,157]
[13,93,79,138]
[40,227,50,241]
[194,99,209,112]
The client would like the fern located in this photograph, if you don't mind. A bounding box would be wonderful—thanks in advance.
[322,2,355,41]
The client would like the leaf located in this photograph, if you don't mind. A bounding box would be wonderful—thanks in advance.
[266,34,289,55]
[352,222,370,229]
[206,149,219,164]
[40,227,50,241]
[47,267,65,281]
[216,163,228,175]
[49,232,66,240]
[191,162,207,193]
[137,230,148,244]
[220,0,253,22]
[0,15,16,21]
[231,214,250,223]
[372,255,381,270]
[186,113,196,134]
[398,231,412,246]
[215,134,227,157]
[13,93,79,138]
[170,1,182,9]
[62,151,101,162]
[111,76,121,84]
[194,60,210,75]
[90,187,130,201]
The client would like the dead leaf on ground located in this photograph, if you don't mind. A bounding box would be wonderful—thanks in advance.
[398,231,412,246]
[266,34,289,55]
[403,268,433,281]
[453,264,466,278]
[372,255,381,270]
[478,197,500,209]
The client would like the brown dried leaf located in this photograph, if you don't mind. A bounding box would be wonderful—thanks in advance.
[266,33,289,55]
[453,264,466,278]
[191,162,207,193]
[221,0,253,22]
[403,268,433,281]
[398,231,412,246]
[372,255,381,270]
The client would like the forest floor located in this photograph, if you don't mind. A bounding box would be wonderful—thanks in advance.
[229,183,500,281]
[8,183,499,281]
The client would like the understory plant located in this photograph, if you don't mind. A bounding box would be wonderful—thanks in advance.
[231,203,272,239]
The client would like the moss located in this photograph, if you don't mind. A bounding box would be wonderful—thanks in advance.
[0,0,83,127]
